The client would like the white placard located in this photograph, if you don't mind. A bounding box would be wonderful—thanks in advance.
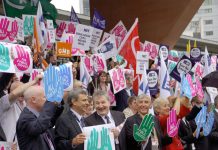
[15,17,24,42]
[46,19,54,29]
[90,28,103,48]
[136,51,149,74]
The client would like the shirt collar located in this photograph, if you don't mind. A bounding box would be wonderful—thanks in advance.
[27,106,40,117]
[71,108,83,121]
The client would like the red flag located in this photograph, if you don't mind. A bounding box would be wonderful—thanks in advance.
[118,18,140,95]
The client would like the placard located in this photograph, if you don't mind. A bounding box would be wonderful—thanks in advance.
[136,51,149,74]
[22,15,34,36]
[0,141,12,150]
[46,19,54,29]
[170,55,194,82]
[146,69,159,95]
[101,32,111,43]
[90,28,103,48]
[84,124,115,150]
[56,42,72,58]
[73,24,93,50]
[190,47,201,62]
[84,56,94,76]
[15,17,24,42]
[95,35,117,60]
[59,62,74,91]
[143,40,159,60]
[92,53,107,74]
[159,44,169,62]
[47,29,56,43]
[109,67,126,94]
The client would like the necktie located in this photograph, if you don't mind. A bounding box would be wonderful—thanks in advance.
[105,115,111,124]
[80,117,86,128]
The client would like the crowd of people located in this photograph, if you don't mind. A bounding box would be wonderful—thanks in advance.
[0,53,218,150]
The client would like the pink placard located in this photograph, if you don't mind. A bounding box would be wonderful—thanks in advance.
[84,56,94,76]
[92,54,107,74]
[186,73,197,97]
[196,77,204,101]
[143,41,159,60]
[167,109,180,137]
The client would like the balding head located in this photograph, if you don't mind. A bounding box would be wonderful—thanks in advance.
[24,86,46,112]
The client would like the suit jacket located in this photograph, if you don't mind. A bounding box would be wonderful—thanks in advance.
[114,89,134,112]
[0,124,6,141]
[55,110,84,150]
[209,111,218,150]
[16,101,61,150]
[120,113,172,150]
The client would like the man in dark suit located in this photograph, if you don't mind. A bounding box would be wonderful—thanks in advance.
[209,95,218,150]
[85,90,125,150]
[55,89,89,150]
[114,73,135,111]
[16,86,63,150]
[121,94,172,150]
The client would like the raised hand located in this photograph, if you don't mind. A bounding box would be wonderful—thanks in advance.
[87,128,98,150]
[133,114,154,141]
[67,23,76,34]
[56,22,66,38]
[43,64,64,102]
[8,20,18,41]
[195,106,207,138]
[99,127,112,150]
[59,64,72,90]
[0,43,10,71]
[13,45,30,71]
[167,109,180,137]
[0,17,10,40]
[203,111,214,136]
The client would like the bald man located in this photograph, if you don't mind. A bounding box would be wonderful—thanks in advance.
[16,86,63,150]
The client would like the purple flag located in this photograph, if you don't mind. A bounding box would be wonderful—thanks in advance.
[92,9,106,30]
[70,6,80,23]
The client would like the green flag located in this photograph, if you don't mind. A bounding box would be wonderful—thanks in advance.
[3,0,57,26]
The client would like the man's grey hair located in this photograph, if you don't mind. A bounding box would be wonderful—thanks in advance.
[137,94,151,101]
[93,90,109,101]
[67,89,87,106]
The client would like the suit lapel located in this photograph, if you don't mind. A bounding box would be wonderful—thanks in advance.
[0,124,6,141]
[94,112,106,125]
[67,111,82,133]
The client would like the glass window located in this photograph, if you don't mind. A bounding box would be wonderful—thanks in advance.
[203,0,212,5]
[205,31,214,36]
[204,20,213,25]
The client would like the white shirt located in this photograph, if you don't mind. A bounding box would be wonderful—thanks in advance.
[0,94,26,142]
[70,108,84,130]
[99,111,115,126]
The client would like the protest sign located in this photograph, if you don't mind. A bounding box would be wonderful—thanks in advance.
[95,35,117,60]
[72,48,86,56]
[110,21,128,48]
[15,17,24,41]
[92,53,107,74]
[90,28,103,48]
[143,40,159,60]
[84,56,94,76]
[159,44,169,62]
[170,55,194,82]
[30,69,43,86]
[133,114,154,141]
[73,24,93,50]
[146,69,159,95]
[43,64,64,102]
[168,60,177,74]
[84,124,115,150]
[56,42,72,58]
[190,47,201,62]
[22,15,34,36]
[136,51,149,74]
[12,44,33,73]
[47,29,56,43]
[210,55,217,72]
[59,62,73,91]
[109,67,126,94]
[46,19,54,29]
[101,32,111,43]
[168,50,179,62]
[0,42,15,73]
[0,141,12,150]
[0,16,18,43]
[191,62,204,78]
[167,109,180,137]
[195,106,207,138]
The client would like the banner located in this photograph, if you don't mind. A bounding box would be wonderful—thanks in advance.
[136,51,149,74]
[84,124,115,150]
[0,42,15,73]
[56,42,72,58]
[22,15,34,36]
[12,44,33,73]
[73,24,93,50]
[70,6,80,23]
[143,40,159,60]
[0,16,18,43]
[170,55,194,82]
[95,35,117,60]
[109,67,126,94]
[147,69,159,96]
[92,9,106,30]
[90,28,103,48]
[110,21,128,48]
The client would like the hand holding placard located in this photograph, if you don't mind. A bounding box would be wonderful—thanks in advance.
[133,114,154,142]
[0,43,10,71]
[167,109,180,137]
[43,64,64,102]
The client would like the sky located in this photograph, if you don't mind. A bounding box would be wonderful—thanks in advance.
[51,0,81,13]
